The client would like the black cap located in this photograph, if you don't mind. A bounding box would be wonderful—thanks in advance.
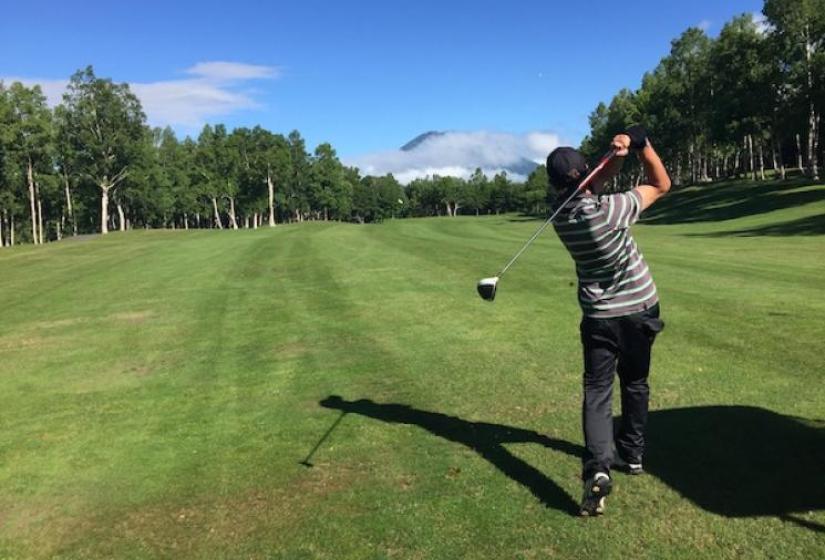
[546,147,589,189]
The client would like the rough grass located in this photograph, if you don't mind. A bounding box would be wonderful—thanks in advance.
[0,178,823,559]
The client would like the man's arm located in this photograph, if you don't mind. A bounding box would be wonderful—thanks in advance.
[608,131,671,211]
[590,152,626,193]
[633,140,671,212]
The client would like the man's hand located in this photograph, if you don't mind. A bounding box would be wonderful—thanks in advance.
[611,134,631,157]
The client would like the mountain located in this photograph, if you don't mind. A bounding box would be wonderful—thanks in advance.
[400,131,446,152]
[399,131,539,177]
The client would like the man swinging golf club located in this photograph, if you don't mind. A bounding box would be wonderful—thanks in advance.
[546,126,670,516]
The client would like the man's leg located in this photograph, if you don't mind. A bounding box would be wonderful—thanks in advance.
[580,317,620,480]
[615,307,663,466]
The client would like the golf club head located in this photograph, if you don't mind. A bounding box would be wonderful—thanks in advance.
[477,277,499,301]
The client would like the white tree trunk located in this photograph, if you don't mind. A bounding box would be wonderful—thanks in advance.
[805,26,820,180]
[811,111,820,180]
[37,196,44,244]
[747,135,756,181]
[0,212,4,248]
[267,171,276,227]
[758,142,765,181]
[212,197,223,229]
[796,133,804,170]
[228,197,239,230]
[100,186,110,235]
[11,215,15,246]
[63,171,76,236]
[117,203,126,232]
[184,213,189,230]
[26,160,39,244]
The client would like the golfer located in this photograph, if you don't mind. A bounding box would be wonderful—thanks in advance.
[546,126,670,516]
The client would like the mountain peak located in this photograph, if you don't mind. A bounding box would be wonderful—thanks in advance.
[400,131,446,151]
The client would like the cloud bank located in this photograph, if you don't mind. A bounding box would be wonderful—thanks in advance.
[1,61,278,129]
[348,130,563,184]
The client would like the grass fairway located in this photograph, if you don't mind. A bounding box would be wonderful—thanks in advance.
[1,179,823,559]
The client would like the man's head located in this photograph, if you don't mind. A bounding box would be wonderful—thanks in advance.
[546,147,589,196]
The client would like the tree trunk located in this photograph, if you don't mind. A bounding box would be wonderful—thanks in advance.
[0,211,4,248]
[10,214,15,246]
[804,26,820,180]
[117,203,126,231]
[212,197,223,229]
[100,186,110,235]
[227,197,238,229]
[267,170,276,227]
[37,196,44,243]
[746,135,755,181]
[758,142,765,181]
[796,133,804,170]
[776,138,786,180]
[63,170,76,236]
[811,111,820,180]
[184,213,189,230]
[26,159,39,244]
[57,215,63,241]
[734,148,740,177]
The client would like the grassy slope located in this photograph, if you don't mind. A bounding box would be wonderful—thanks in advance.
[0,179,823,559]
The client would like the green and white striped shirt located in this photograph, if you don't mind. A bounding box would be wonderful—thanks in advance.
[552,189,658,318]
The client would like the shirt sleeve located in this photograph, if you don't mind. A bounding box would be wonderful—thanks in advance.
[602,190,642,230]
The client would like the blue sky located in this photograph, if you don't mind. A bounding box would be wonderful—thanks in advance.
[1,0,762,177]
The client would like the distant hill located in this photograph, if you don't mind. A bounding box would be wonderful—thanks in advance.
[399,131,540,178]
[400,131,446,152]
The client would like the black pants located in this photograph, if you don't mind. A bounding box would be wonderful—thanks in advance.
[579,304,664,479]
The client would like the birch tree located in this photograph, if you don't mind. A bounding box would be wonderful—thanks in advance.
[5,82,53,244]
[764,0,825,180]
[59,66,146,234]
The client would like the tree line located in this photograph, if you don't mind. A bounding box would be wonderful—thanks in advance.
[2,1,823,247]
[581,1,825,187]
[0,67,548,246]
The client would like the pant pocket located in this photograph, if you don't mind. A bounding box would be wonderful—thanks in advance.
[641,317,665,341]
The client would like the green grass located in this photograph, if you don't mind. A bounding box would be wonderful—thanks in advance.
[1,178,823,559]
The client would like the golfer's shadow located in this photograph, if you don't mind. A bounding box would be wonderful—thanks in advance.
[319,396,825,530]
[319,395,583,514]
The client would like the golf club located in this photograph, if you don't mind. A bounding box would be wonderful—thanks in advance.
[299,410,347,467]
[477,149,617,301]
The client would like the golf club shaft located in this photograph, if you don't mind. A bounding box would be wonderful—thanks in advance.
[497,149,617,278]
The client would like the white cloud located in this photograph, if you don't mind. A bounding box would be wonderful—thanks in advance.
[698,19,712,32]
[1,61,278,129]
[185,61,279,81]
[348,130,564,184]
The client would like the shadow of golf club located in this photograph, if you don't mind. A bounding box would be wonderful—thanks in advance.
[319,397,825,530]
[319,395,583,515]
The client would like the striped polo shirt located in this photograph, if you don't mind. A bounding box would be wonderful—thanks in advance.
[552,189,658,318]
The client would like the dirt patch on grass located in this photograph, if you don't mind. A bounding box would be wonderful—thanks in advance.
[0,464,364,559]
[270,340,308,361]
[34,318,84,329]
[111,310,154,325]
[0,335,48,352]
